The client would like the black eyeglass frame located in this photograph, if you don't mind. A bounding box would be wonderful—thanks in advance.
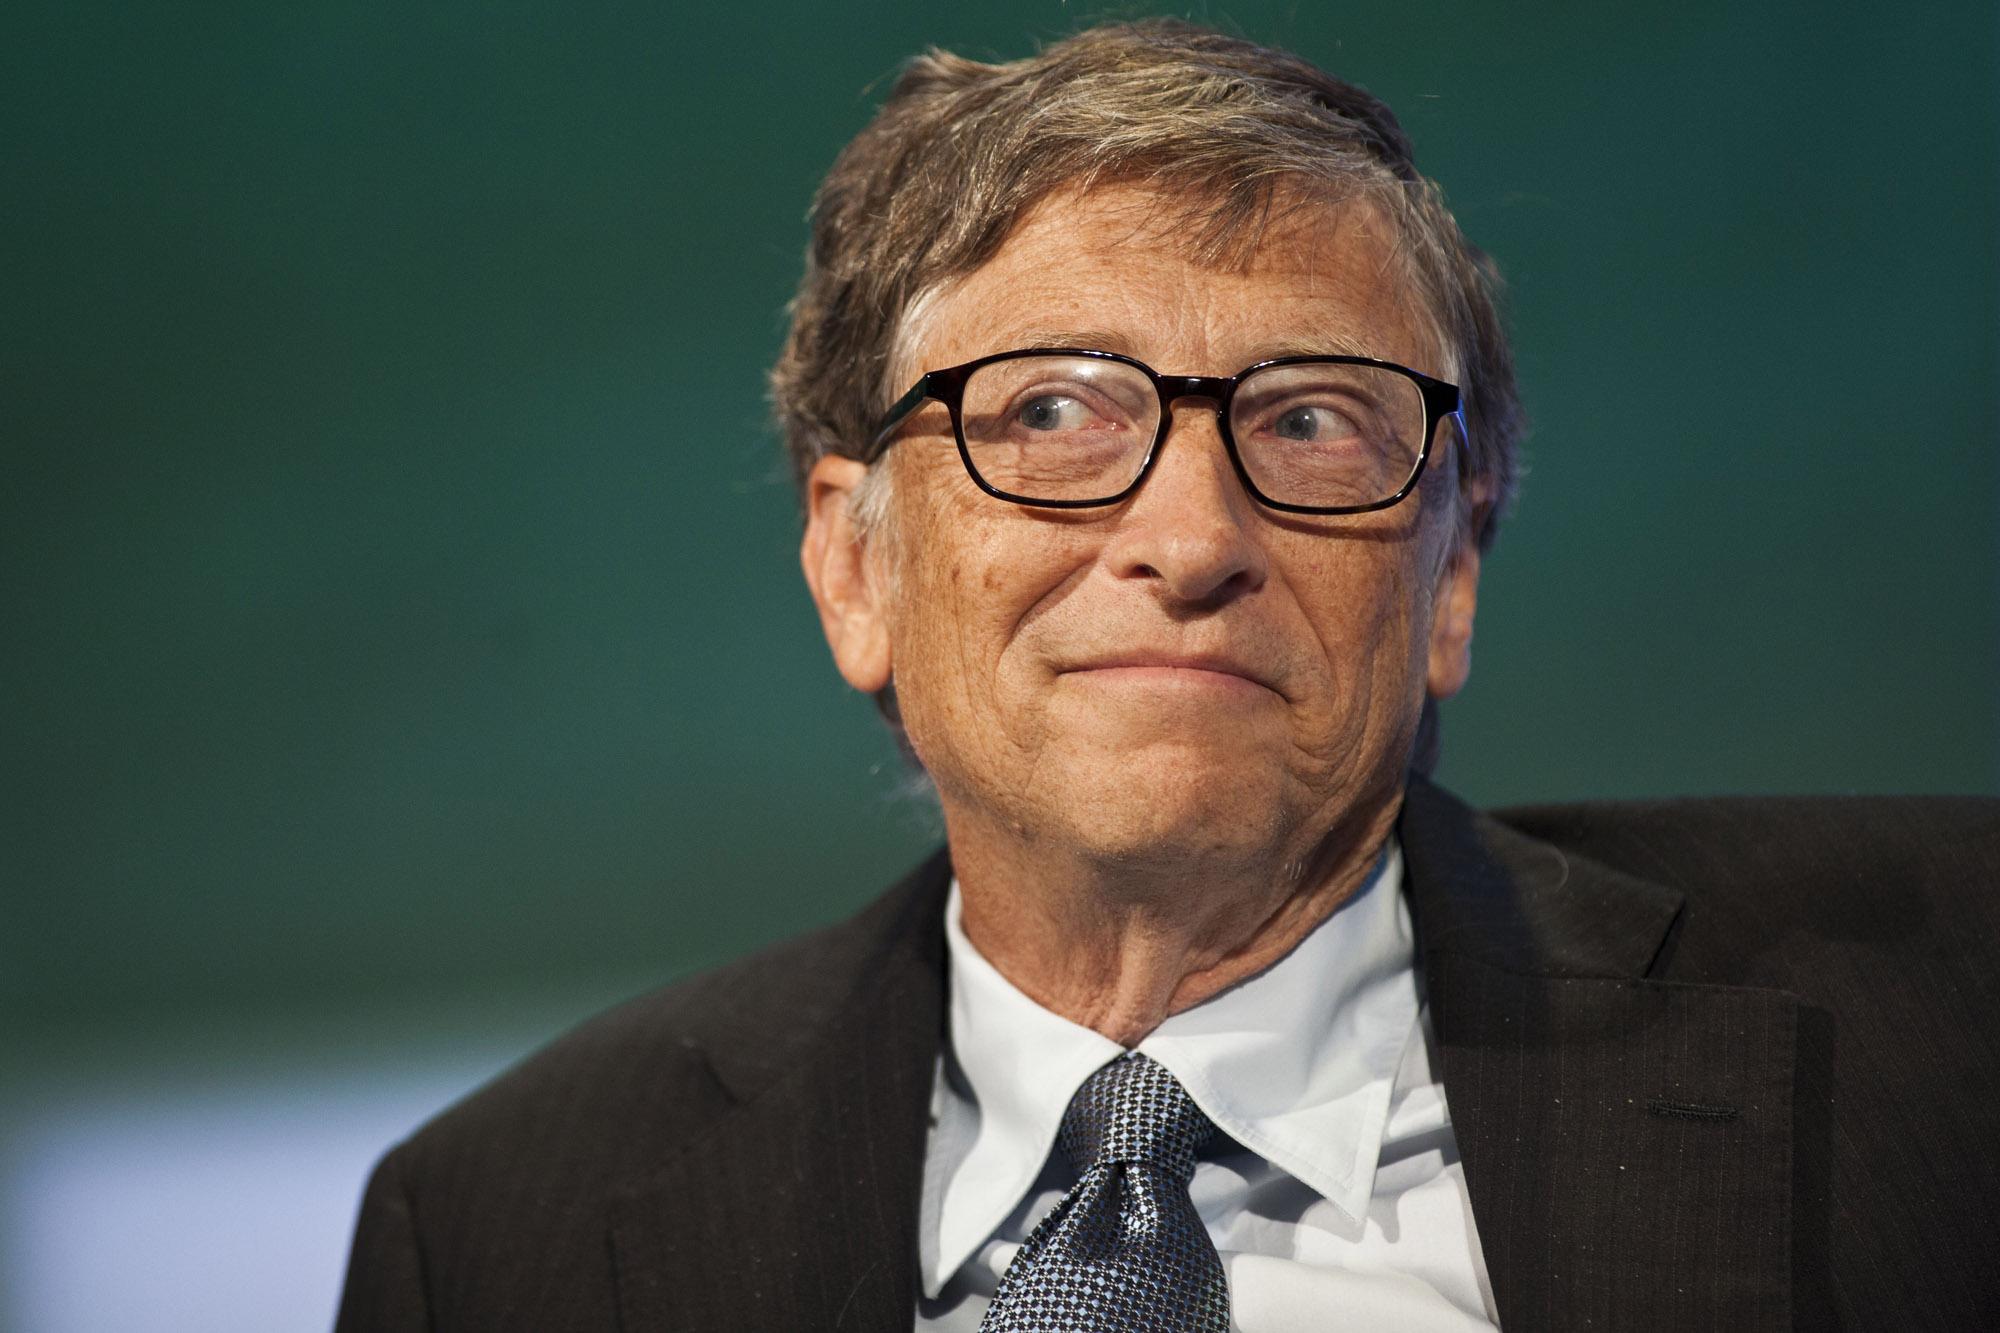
[864,346,1463,515]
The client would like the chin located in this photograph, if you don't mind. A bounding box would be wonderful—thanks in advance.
[1052,752,1293,866]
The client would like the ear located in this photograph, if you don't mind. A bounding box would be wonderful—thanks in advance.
[1426,531,1483,701]
[801,454,893,694]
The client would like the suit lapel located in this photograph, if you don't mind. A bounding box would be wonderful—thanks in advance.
[606,788,1804,1328]
[608,857,950,1331]
[1401,779,1798,1329]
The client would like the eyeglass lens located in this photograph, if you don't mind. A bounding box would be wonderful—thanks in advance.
[957,355,1426,507]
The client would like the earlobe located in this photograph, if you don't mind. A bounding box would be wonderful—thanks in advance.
[801,455,894,694]
[1426,539,1481,700]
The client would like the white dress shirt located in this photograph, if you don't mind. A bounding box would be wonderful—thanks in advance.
[915,843,1500,1331]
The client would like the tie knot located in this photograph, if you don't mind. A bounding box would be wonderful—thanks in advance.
[1058,1053,1215,1183]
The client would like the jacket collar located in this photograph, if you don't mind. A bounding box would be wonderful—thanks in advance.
[1400,777,1797,1329]
[613,785,1795,1330]
[609,850,952,1331]
[1398,774,1685,980]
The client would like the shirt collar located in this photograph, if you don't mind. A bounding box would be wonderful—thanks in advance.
[924,842,1418,1295]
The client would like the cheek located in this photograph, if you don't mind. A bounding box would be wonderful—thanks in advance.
[1284,539,1436,711]
[885,494,1080,743]
[1297,543,1413,636]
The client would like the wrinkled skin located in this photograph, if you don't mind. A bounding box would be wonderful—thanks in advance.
[802,185,1483,1042]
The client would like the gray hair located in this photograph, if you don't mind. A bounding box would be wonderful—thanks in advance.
[770,18,1522,552]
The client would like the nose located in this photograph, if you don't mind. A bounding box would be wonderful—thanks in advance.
[1102,403,1268,605]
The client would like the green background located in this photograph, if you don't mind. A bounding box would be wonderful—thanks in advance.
[5,0,1995,1080]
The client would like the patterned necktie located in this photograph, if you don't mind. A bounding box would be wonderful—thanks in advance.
[980,1052,1231,1333]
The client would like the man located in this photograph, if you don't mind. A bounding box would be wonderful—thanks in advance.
[337,21,1998,1331]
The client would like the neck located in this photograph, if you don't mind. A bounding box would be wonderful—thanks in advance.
[950,793,1402,1047]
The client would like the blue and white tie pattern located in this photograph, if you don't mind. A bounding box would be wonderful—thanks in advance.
[980,1052,1230,1332]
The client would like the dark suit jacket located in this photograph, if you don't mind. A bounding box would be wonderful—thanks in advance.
[335,779,2000,1330]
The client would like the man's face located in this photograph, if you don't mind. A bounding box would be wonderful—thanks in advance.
[806,184,1481,873]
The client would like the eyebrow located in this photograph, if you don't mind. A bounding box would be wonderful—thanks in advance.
[1000,326,1382,367]
[1010,328,1144,357]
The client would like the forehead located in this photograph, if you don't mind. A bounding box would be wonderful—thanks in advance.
[904,183,1442,380]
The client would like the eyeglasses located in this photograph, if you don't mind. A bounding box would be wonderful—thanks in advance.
[866,347,1461,515]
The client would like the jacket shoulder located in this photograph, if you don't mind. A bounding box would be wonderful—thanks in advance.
[1488,792,2000,975]
[1492,790,2000,850]
[339,850,949,1329]
[382,848,950,1211]
[1490,792,2000,895]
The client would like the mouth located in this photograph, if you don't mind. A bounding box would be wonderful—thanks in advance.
[1058,653,1283,700]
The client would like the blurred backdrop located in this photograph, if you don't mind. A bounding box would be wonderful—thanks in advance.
[3,1,1995,1328]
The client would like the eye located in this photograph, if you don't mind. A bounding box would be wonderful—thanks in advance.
[1270,403,1362,444]
[1015,394,1098,431]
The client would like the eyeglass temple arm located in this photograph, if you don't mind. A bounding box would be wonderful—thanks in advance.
[865,376,936,461]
